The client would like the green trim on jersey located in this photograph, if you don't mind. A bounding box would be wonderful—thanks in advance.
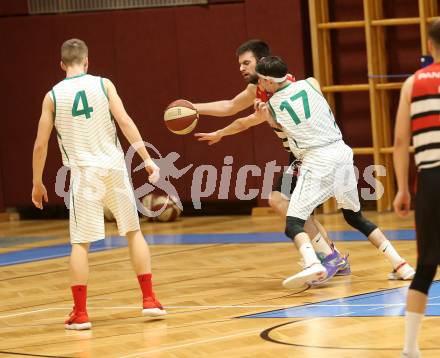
[71,179,78,228]
[275,82,292,93]
[60,144,70,162]
[291,137,299,148]
[305,79,323,97]
[64,73,86,81]
[268,101,279,123]
[51,89,57,119]
[297,169,309,200]
[110,112,118,146]
[54,128,70,162]
[100,77,108,99]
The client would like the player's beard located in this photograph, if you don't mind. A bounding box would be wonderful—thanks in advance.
[247,73,259,84]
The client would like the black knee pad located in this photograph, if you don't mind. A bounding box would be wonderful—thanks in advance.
[342,209,377,237]
[410,264,437,295]
[285,216,306,240]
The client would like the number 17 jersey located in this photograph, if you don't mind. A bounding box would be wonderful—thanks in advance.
[50,74,126,170]
[268,79,342,158]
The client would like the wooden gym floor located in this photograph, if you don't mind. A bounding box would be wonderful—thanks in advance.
[0,212,438,358]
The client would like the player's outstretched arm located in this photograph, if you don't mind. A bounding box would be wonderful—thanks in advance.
[193,84,256,117]
[194,112,266,145]
[32,93,54,209]
[105,78,159,183]
[393,75,414,217]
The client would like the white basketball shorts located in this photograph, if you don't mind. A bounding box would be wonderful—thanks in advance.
[69,167,140,244]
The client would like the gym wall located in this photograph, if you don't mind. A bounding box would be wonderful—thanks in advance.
[0,0,306,211]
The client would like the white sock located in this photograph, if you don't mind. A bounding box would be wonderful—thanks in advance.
[299,242,320,268]
[378,239,404,268]
[311,233,333,259]
[403,311,423,354]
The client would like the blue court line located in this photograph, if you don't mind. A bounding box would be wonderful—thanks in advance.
[0,229,415,267]
[0,236,128,266]
[240,281,440,318]
[0,236,62,248]
[328,229,415,241]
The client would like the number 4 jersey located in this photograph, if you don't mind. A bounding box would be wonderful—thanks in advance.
[50,74,126,170]
[268,79,342,159]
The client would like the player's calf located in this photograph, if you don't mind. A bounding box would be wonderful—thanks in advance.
[341,209,377,237]
[284,217,337,287]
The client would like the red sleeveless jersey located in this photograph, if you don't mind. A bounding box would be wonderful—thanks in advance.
[256,74,295,102]
[411,63,440,170]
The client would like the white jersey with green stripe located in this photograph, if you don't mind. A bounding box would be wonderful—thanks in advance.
[50,74,126,170]
[268,79,342,159]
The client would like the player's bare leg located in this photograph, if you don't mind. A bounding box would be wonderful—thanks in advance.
[127,229,151,274]
[70,243,90,284]
[370,229,414,280]
[402,290,426,357]
[342,209,415,280]
[401,264,436,358]
[65,243,91,330]
[269,191,350,278]
[282,231,327,289]
[126,230,166,317]
[270,191,336,249]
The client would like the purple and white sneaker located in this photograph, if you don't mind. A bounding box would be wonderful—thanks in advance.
[309,250,341,286]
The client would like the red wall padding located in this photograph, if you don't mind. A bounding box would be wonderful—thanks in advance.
[0,1,307,208]
[0,0,27,16]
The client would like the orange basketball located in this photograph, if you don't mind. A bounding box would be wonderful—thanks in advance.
[164,99,198,135]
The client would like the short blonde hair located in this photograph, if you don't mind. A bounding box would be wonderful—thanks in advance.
[61,38,88,65]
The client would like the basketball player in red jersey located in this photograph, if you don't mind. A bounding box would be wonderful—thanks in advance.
[192,40,350,283]
[394,20,440,358]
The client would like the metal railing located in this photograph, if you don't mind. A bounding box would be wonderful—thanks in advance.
[28,0,208,14]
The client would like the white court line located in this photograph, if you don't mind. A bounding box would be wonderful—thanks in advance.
[362,294,440,314]
[166,303,440,308]
[0,307,66,319]
[0,305,292,319]
[117,327,266,358]
[118,315,333,357]
[4,302,440,320]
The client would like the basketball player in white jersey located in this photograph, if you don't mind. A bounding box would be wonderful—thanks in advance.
[192,40,349,282]
[255,56,415,288]
[31,39,166,330]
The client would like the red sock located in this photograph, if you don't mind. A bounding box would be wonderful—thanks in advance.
[137,273,153,298]
[71,285,87,313]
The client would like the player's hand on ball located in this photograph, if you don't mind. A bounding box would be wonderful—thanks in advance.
[194,131,222,145]
[32,183,48,210]
[393,190,411,217]
[145,158,160,184]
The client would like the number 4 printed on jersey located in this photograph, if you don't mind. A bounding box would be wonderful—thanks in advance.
[72,90,94,119]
